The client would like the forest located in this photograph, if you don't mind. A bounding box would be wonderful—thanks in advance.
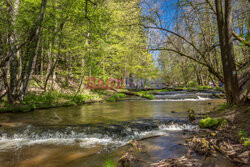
[0,0,249,167]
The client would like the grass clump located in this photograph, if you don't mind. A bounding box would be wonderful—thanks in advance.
[199,117,228,129]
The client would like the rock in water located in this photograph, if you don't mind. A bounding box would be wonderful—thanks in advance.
[188,109,196,121]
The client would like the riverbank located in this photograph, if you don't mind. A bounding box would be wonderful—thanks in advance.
[117,104,250,167]
[0,89,158,113]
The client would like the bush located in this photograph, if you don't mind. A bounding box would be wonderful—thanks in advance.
[199,117,228,129]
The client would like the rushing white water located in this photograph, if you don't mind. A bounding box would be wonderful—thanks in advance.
[0,122,197,151]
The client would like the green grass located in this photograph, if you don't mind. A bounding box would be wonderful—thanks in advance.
[0,90,102,113]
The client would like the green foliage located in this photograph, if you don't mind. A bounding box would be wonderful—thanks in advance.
[22,91,61,105]
[238,130,250,147]
[106,93,126,102]
[239,130,248,141]
[187,81,198,87]
[0,105,34,113]
[198,86,212,90]
[106,95,118,102]
[137,91,154,100]
[117,93,126,98]
[215,87,223,91]
[73,95,90,104]
[199,117,228,129]
[104,159,116,167]
[217,103,228,111]
[244,140,250,147]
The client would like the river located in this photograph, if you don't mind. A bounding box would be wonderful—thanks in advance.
[0,90,226,167]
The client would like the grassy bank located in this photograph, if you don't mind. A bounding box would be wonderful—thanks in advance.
[0,90,103,113]
[0,89,157,113]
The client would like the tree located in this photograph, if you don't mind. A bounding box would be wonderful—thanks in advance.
[214,0,240,105]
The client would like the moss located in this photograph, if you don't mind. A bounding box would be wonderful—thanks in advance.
[199,117,228,129]
[104,159,116,167]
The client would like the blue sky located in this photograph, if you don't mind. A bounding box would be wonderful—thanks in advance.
[141,0,179,64]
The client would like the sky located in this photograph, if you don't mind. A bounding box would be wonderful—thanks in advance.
[140,0,179,65]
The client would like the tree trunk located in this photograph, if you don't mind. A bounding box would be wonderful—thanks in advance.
[6,0,20,104]
[19,0,47,101]
[215,0,240,105]
[224,0,240,104]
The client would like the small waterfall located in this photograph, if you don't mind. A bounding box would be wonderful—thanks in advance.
[0,118,197,151]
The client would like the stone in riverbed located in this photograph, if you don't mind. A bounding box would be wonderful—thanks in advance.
[188,109,195,122]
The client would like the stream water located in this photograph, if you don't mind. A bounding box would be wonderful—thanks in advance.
[0,90,229,167]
